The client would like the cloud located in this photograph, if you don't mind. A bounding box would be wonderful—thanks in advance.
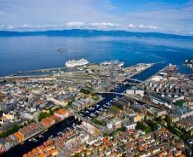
[138,24,146,29]
[0,22,160,31]
[137,24,157,30]
[0,24,63,31]
[89,22,121,29]
[128,24,136,28]
[66,21,85,28]
[148,25,157,30]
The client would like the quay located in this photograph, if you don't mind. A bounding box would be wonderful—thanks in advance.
[18,67,66,74]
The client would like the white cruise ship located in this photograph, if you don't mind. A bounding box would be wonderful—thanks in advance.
[65,59,89,68]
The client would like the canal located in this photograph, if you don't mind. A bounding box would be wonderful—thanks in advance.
[3,116,81,157]
[132,62,166,81]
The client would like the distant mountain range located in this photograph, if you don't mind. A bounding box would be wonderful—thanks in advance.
[0,29,193,39]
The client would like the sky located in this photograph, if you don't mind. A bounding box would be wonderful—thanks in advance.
[0,0,193,34]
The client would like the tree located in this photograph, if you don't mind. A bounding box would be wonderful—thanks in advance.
[155,116,162,123]
[165,115,172,125]
[182,130,191,140]
[38,112,51,121]
[137,122,151,133]
[146,120,159,131]
[80,88,91,94]
[66,101,72,108]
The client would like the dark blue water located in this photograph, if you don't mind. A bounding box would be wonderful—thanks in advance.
[132,63,166,81]
[0,36,193,76]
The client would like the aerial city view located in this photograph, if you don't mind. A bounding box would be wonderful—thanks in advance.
[0,1,193,157]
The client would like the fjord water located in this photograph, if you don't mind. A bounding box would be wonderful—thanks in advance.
[0,36,193,76]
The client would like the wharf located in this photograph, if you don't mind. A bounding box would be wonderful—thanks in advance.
[18,67,65,74]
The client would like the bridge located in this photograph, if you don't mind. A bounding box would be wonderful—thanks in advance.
[97,91,125,96]
[127,78,143,83]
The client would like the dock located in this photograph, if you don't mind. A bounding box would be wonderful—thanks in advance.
[18,67,66,74]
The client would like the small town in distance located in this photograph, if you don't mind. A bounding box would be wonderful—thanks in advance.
[0,59,193,157]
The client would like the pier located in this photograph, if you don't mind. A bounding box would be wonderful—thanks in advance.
[18,67,66,74]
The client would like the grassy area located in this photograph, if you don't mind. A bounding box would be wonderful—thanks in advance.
[110,127,127,137]
[80,88,91,94]
[66,101,73,108]
[91,118,106,126]
[91,94,100,101]
[110,105,120,113]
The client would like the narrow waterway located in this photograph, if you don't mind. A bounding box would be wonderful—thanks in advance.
[3,117,81,157]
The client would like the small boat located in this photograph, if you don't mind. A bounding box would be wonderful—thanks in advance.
[31,138,38,142]
[57,48,66,52]
[96,111,100,114]
[49,135,53,139]
[99,108,103,111]
[57,132,63,136]
[39,134,43,138]
[90,113,95,117]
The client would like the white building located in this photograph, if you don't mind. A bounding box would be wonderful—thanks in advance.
[126,89,144,97]
[123,122,137,130]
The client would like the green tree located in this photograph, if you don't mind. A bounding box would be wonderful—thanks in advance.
[80,88,91,94]
[165,115,172,125]
[136,122,151,133]
[38,112,51,121]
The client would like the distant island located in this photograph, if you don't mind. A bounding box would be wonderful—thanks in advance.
[0,29,193,39]
[57,48,66,52]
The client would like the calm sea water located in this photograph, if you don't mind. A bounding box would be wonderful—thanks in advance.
[0,36,193,76]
